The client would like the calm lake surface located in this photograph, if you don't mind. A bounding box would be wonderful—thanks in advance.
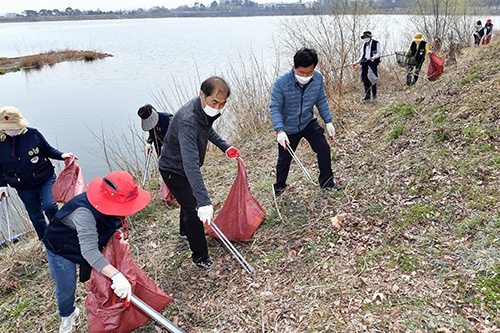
[1,14,494,181]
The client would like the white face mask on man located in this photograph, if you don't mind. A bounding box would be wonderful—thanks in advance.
[295,74,313,85]
[203,104,221,117]
[4,129,24,136]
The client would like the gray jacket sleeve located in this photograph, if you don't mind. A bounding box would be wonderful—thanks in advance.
[208,127,231,153]
[61,207,110,272]
[178,123,212,207]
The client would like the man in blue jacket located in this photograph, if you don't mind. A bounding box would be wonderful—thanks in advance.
[270,47,342,197]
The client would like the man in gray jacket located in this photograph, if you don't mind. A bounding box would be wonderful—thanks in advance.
[270,47,342,197]
[159,76,240,271]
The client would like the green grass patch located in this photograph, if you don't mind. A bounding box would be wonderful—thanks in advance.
[396,202,436,229]
[476,264,500,313]
[460,65,484,84]
[388,125,405,141]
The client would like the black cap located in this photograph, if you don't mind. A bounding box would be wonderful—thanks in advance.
[361,31,372,38]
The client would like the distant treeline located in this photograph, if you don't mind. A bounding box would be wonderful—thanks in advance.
[1,0,499,22]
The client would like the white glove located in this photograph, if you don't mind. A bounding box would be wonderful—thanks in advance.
[110,272,131,300]
[145,143,152,154]
[0,186,9,201]
[61,152,77,159]
[326,122,336,140]
[197,205,213,224]
[277,131,289,150]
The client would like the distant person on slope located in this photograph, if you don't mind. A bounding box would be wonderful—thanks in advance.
[0,106,76,240]
[473,20,483,46]
[405,32,429,86]
[270,47,343,197]
[482,19,494,45]
[158,76,240,271]
[43,170,150,333]
[137,103,173,156]
[353,31,382,102]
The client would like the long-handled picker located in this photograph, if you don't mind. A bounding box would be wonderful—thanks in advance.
[209,221,255,275]
[141,149,152,189]
[2,196,12,243]
[285,142,315,184]
[129,294,185,333]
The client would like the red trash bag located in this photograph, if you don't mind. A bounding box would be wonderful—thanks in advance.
[160,181,175,204]
[427,51,444,81]
[85,232,173,333]
[52,156,87,203]
[206,158,266,242]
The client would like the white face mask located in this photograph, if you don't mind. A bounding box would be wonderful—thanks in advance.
[362,37,371,44]
[295,74,313,85]
[4,129,23,136]
[203,104,221,117]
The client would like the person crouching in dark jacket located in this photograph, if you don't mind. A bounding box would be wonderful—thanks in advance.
[43,170,151,333]
[0,106,76,240]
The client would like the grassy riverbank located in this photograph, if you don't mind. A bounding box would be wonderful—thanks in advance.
[0,40,499,332]
[0,50,112,75]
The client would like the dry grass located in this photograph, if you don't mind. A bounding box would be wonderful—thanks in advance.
[1,39,499,332]
[0,50,112,74]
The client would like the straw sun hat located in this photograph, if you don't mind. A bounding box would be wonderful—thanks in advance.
[0,106,29,130]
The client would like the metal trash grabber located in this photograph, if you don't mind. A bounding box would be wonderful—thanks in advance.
[2,195,12,243]
[285,142,315,184]
[209,220,256,275]
[130,294,185,333]
[141,149,152,189]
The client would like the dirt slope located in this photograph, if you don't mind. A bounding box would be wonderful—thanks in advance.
[0,41,499,332]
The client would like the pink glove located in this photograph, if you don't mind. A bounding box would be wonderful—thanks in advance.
[225,146,240,159]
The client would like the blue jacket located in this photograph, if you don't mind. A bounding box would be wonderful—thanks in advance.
[270,68,332,135]
[0,127,63,188]
[43,192,122,265]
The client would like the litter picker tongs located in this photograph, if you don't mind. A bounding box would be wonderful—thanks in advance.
[129,294,185,333]
[285,142,315,184]
[209,220,256,275]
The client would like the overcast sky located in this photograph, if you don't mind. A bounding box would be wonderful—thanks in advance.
[1,0,292,14]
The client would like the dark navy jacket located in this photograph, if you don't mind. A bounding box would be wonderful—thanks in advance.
[0,127,63,188]
[43,192,122,265]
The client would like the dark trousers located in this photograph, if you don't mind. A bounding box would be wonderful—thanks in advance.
[406,61,424,85]
[361,63,378,100]
[274,119,334,191]
[16,173,58,240]
[160,170,208,263]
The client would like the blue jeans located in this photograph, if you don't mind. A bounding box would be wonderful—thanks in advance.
[45,248,77,317]
[16,174,58,240]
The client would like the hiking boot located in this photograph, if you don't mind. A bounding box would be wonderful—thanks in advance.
[59,306,79,333]
[195,257,215,271]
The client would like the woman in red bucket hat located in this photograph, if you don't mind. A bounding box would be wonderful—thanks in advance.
[43,170,150,333]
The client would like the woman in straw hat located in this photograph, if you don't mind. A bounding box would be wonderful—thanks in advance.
[0,106,76,240]
[405,32,429,86]
[43,170,151,333]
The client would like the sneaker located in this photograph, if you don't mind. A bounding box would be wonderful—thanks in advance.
[195,257,215,271]
[59,306,79,333]
[274,187,286,198]
[322,183,344,191]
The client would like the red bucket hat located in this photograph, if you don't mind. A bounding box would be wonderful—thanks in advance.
[87,171,150,216]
